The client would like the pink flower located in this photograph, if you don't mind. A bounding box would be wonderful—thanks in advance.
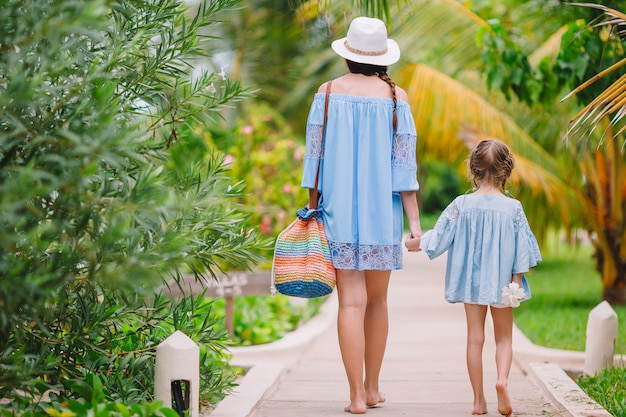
[277,210,286,222]
[260,215,273,234]
[282,184,292,194]
[293,148,303,160]
[223,154,235,165]
[241,125,253,136]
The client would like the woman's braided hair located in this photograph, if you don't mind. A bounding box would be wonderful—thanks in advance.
[346,60,398,131]
[468,139,515,192]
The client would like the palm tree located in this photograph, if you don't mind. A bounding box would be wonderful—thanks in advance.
[200,0,624,303]
[297,1,626,304]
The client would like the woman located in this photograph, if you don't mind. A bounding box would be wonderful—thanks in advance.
[301,16,422,414]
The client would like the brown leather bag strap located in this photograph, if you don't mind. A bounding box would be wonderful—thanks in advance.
[309,81,332,210]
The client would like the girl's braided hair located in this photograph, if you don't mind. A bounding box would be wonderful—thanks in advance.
[346,60,398,131]
[468,139,515,193]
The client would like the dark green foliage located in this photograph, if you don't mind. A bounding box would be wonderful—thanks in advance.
[478,8,626,107]
[418,160,465,215]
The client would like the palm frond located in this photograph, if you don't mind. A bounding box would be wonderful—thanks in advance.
[528,24,570,68]
[562,3,626,145]
[396,63,558,170]
[393,0,488,74]
[395,63,583,237]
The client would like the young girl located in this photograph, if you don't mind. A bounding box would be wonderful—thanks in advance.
[406,139,541,416]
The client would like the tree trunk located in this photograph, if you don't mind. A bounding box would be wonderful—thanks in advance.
[592,238,626,306]
[603,286,626,306]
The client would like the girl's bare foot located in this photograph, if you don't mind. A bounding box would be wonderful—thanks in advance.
[496,381,512,416]
[344,401,367,414]
[471,400,488,415]
[365,390,386,407]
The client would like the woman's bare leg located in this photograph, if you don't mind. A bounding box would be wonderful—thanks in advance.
[490,306,514,416]
[464,304,488,415]
[363,270,391,407]
[336,269,368,414]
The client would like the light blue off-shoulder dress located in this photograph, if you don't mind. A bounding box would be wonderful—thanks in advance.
[301,93,419,270]
[420,193,541,306]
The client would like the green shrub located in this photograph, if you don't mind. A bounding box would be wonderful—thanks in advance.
[418,159,466,215]
[211,295,327,346]
[0,0,263,412]
[0,375,180,417]
[200,104,309,264]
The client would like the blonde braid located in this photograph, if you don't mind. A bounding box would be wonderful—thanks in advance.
[377,71,398,131]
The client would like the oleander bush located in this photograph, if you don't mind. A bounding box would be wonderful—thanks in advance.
[199,103,309,264]
[0,0,267,414]
[211,295,327,346]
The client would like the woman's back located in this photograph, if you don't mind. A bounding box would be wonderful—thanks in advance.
[319,73,408,102]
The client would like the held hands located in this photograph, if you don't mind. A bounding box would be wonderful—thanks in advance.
[405,230,422,252]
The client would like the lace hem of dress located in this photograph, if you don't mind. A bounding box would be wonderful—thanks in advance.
[306,123,324,158]
[392,133,417,170]
[329,241,402,270]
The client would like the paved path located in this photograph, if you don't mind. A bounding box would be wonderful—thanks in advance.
[245,253,559,417]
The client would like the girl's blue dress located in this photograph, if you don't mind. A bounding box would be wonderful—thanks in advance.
[420,193,541,306]
[301,93,419,271]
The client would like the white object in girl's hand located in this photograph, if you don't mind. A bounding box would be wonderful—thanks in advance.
[501,282,526,308]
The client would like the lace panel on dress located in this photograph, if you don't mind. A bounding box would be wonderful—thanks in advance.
[329,242,402,270]
[391,133,417,169]
[514,206,533,234]
[442,200,460,222]
[306,123,324,158]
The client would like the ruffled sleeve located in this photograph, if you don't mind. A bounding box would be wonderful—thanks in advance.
[391,102,419,192]
[301,95,325,189]
[420,198,460,259]
[513,203,542,273]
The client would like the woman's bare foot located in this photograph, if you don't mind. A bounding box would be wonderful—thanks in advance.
[344,401,367,414]
[365,390,386,407]
[496,381,512,416]
[471,399,488,415]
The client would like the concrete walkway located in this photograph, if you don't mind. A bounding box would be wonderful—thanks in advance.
[211,250,610,417]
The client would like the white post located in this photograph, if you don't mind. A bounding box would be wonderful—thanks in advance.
[155,330,200,417]
[584,301,618,375]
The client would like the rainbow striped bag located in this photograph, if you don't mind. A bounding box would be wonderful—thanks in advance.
[270,207,336,298]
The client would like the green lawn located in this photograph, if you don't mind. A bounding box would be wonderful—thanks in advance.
[514,239,626,354]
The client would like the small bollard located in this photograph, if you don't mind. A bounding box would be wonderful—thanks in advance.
[155,331,200,417]
[584,300,618,375]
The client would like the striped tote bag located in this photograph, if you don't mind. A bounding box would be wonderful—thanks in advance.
[270,207,336,298]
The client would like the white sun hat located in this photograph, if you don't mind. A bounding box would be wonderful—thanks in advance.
[331,16,400,66]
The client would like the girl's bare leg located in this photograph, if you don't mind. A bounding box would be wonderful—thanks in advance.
[336,269,368,414]
[464,304,488,415]
[363,270,391,407]
[490,306,514,417]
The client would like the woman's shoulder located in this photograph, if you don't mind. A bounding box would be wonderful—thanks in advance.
[317,81,332,93]
[395,86,408,102]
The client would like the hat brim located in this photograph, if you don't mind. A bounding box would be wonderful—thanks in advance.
[331,37,400,66]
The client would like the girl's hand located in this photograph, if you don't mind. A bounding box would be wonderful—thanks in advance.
[405,234,422,252]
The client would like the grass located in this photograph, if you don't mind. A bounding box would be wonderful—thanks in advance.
[509,233,625,416]
[514,238,626,354]
[577,365,626,417]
